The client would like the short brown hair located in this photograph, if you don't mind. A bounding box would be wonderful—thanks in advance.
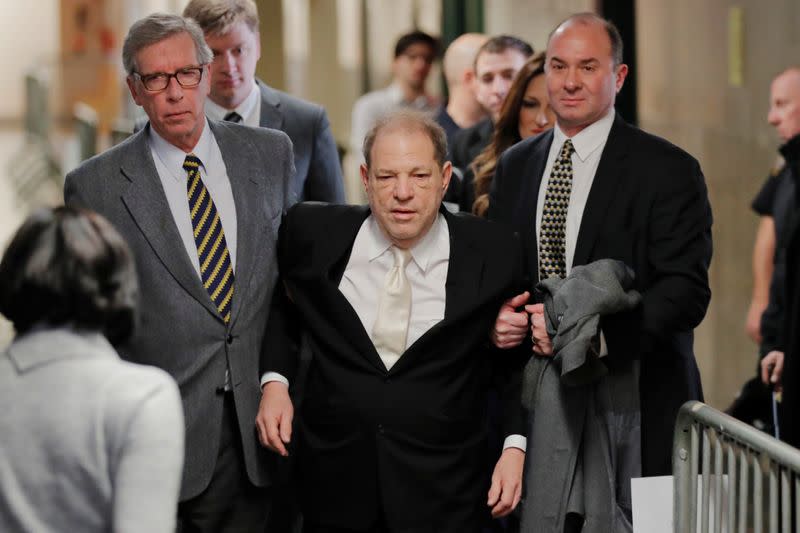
[362,110,448,169]
[183,0,259,35]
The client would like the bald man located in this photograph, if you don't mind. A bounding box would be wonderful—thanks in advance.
[758,68,800,441]
[435,33,489,153]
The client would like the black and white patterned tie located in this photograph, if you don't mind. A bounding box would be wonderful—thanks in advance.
[538,139,575,280]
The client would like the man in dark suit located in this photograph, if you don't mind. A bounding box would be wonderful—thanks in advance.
[449,35,533,175]
[489,12,712,479]
[184,0,344,204]
[257,111,527,533]
[64,13,293,531]
[445,35,532,206]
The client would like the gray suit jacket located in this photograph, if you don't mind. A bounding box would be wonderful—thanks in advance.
[0,328,184,533]
[256,79,345,203]
[64,120,294,499]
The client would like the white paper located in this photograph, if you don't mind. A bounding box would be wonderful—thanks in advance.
[631,475,729,533]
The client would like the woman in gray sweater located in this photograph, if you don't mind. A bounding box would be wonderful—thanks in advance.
[0,206,184,533]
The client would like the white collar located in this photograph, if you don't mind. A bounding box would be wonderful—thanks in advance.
[553,107,615,162]
[365,212,447,273]
[148,118,214,182]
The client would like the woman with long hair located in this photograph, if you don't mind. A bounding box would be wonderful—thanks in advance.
[463,52,556,216]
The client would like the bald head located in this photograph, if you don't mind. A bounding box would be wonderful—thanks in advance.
[443,33,488,87]
[768,67,800,142]
[548,12,623,67]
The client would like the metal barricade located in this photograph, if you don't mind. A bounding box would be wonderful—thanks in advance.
[673,400,800,532]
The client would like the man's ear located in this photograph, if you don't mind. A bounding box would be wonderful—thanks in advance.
[615,63,629,93]
[360,163,370,192]
[441,161,453,191]
[254,30,262,62]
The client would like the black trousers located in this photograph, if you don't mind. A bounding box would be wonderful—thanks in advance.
[303,517,389,533]
[177,393,271,532]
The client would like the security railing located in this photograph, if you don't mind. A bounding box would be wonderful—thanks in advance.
[673,400,800,532]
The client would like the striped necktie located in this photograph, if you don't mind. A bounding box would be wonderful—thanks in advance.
[183,154,235,323]
[539,139,575,280]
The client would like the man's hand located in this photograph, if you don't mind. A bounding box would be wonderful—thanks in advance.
[491,291,530,349]
[487,447,525,518]
[255,381,294,456]
[760,350,785,392]
[525,303,553,356]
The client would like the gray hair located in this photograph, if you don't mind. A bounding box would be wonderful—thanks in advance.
[362,110,448,169]
[122,13,213,75]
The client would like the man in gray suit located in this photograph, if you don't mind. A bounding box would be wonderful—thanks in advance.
[64,13,293,532]
[184,0,345,204]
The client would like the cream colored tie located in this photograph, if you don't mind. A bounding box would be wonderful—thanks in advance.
[372,246,413,370]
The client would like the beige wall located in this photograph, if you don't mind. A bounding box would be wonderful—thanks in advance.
[484,0,594,52]
[637,0,800,408]
[0,0,60,121]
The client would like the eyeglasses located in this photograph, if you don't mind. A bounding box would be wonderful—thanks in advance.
[133,66,205,92]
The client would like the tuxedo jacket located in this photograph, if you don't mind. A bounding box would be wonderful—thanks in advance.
[263,203,528,532]
[64,120,293,499]
[489,114,713,476]
[256,79,345,204]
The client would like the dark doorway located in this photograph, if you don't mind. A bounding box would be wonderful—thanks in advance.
[599,0,638,125]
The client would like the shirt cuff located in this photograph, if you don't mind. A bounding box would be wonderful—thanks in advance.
[503,434,527,452]
[260,372,289,388]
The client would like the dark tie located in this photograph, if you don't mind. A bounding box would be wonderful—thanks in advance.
[539,139,575,280]
[183,154,235,323]
[223,111,243,123]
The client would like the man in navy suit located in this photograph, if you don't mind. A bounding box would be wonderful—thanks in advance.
[184,0,345,204]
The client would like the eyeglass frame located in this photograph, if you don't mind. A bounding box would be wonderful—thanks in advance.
[131,65,207,92]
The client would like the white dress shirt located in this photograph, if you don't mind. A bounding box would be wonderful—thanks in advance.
[148,119,238,276]
[264,213,525,450]
[339,213,449,357]
[535,108,615,275]
[205,80,261,127]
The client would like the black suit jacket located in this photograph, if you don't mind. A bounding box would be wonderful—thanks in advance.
[263,203,527,532]
[489,114,713,476]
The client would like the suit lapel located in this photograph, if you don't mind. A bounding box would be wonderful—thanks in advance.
[257,79,284,130]
[572,115,630,267]
[443,211,485,322]
[211,121,272,328]
[119,127,221,319]
[520,132,553,281]
[389,210,486,375]
[309,206,389,374]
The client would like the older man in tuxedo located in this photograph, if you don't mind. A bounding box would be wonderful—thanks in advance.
[258,111,528,533]
[64,13,293,532]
